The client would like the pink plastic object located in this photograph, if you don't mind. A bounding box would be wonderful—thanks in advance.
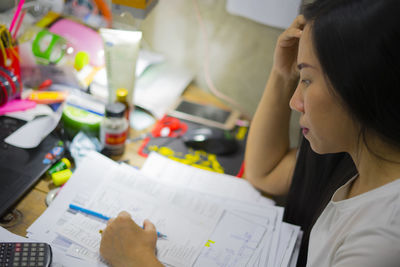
[49,19,104,67]
[0,99,36,115]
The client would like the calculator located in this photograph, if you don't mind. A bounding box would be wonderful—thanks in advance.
[0,242,52,267]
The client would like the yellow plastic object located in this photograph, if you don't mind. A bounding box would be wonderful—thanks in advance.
[74,51,90,71]
[148,145,225,173]
[35,11,61,28]
[51,168,72,186]
[28,91,68,104]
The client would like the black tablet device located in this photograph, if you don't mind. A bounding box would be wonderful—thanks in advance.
[168,98,240,130]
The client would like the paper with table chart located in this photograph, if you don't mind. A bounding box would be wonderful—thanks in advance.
[137,152,301,266]
[26,151,301,266]
[56,168,225,266]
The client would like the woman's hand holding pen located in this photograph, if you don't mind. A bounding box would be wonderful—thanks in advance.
[99,211,163,267]
[273,15,306,82]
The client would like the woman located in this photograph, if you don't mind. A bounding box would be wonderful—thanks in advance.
[100,0,400,266]
[246,0,400,266]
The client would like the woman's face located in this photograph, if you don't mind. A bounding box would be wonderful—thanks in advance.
[290,24,359,154]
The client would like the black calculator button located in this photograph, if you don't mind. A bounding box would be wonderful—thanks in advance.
[0,243,51,267]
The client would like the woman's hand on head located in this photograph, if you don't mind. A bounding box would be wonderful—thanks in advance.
[99,211,162,267]
[273,15,306,80]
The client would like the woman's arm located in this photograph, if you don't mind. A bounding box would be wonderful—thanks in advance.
[244,15,305,196]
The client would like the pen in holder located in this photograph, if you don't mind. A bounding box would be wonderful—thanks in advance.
[0,24,22,106]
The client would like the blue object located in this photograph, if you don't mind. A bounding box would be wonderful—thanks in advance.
[69,204,110,220]
[68,204,167,238]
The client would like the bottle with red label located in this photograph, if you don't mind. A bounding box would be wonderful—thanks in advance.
[100,102,128,156]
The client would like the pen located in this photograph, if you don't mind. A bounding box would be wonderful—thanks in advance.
[69,204,110,220]
[68,204,167,239]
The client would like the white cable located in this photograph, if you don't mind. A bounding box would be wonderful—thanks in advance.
[192,0,251,120]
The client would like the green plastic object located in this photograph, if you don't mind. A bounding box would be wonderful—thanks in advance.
[61,104,102,139]
[32,29,66,64]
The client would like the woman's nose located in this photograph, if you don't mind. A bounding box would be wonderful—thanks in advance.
[289,85,304,113]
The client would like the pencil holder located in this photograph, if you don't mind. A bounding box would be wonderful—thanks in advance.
[0,46,22,106]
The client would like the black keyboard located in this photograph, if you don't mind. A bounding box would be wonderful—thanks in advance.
[0,116,26,150]
[0,116,63,217]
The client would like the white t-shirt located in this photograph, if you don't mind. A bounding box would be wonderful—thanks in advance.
[307,177,400,267]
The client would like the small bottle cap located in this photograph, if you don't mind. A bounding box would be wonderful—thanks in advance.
[60,157,71,169]
[74,51,90,71]
[105,102,126,118]
[116,88,128,101]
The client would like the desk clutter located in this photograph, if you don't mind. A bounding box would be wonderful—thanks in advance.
[0,3,191,221]
[0,2,304,267]
[138,115,247,176]
[24,151,302,267]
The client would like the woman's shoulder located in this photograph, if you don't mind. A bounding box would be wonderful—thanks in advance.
[332,178,400,207]
[309,180,400,267]
[333,222,400,267]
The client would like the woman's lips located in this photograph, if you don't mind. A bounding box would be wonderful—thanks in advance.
[302,127,309,135]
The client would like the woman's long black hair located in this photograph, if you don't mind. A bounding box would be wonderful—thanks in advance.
[304,0,400,151]
[283,1,400,266]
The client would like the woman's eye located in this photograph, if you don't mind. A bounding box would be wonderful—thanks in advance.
[301,79,311,86]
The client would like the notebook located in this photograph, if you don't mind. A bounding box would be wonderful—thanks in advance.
[0,116,64,218]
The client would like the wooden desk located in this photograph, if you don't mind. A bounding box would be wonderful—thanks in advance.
[2,84,231,237]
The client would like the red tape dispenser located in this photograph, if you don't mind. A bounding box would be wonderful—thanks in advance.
[138,115,188,157]
[151,115,188,138]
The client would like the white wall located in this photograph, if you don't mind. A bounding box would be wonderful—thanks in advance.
[139,0,282,115]
[116,0,301,146]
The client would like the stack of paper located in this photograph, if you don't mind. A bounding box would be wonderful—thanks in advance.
[25,151,302,266]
